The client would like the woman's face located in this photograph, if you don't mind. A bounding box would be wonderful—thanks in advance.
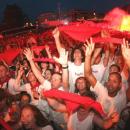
[41,62,48,69]
[73,49,82,60]
[21,108,35,129]
[27,72,37,82]
[45,70,52,81]
[76,78,86,93]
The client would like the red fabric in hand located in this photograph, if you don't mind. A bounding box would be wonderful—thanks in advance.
[43,89,105,116]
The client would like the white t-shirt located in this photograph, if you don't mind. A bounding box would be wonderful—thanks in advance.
[92,57,106,82]
[1,78,22,95]
[68,61,84,93]
[91,81,127,116]
[38,80,52,93]
[40,125,54,130]
[67,112,94,130]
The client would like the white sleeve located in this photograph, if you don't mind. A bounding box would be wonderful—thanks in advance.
[42,125,54,130]
[38,80,51,93]
[90,81,107,97]
[8,79,26,92]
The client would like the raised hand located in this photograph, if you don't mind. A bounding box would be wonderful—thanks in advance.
[17,65,24,77]
[53,48,68,67]
[85,38,95,56]
[52,27,60,39]
[121,38,130,60]
[23,48,34,62]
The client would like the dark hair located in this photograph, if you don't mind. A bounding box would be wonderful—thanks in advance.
[20,91,31,103]
[0,88,8,101]
[109,72,122,82]
[76,90,97,113]
[75,77,90,93]
[45,69,54,75]
[80,90,96,100]
[110,64,121,72]
[70,46,85,62]
[21,104,50,127]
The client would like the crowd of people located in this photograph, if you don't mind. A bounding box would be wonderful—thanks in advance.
[0,26,130,130]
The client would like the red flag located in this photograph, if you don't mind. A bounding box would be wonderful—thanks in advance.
[59,22,101,42]
[43,89,105,116]
[31,46,45,55]
[0,49,21,65]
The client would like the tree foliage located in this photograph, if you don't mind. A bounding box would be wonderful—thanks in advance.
[3,4,26,28]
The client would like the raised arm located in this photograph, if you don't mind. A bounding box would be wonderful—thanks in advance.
[84,38,97,87]
[45,44,52,59]
[53,48,69,91]
[52,27,62,53]
[121,39,130,69]
[91,47,102,65]
[23,48,45,84]
[121,39,130,101]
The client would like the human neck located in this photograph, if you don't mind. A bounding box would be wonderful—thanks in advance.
[77,110,89,121]
[74,59,82,65]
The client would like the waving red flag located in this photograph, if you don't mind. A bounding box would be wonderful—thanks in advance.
[0,49,21,65]
[43,89,105,116]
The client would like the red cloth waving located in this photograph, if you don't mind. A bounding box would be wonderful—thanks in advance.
[0,49,21,65]
[43,89,105,116]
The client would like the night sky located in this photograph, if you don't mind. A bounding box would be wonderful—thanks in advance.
[0,0,130,21]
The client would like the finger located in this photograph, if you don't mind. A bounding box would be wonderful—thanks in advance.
[86,39,90,45]
[126,40,129,48]
[90,37,93,44]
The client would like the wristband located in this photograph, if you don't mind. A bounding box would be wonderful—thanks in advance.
[62,66,68,69]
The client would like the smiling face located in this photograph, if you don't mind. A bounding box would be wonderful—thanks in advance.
[27,71,37,82]
[76,78,87,94]
[73,49,83,61]
[51,73,62,89]
[45,69,52,81]
[106,72,122,97]
[75,77,90,94]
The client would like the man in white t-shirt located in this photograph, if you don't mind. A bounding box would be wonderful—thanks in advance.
[84,39,127,117]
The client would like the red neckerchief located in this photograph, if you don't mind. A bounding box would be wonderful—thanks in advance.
[0,77,10,88]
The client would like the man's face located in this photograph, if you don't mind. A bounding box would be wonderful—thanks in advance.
[51,74,61,89]
[106,74,121,96]
[21,108,35,129]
